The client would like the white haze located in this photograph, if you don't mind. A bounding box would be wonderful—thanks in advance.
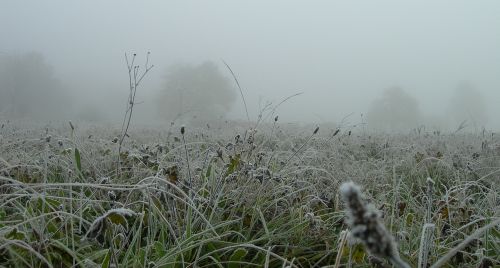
[1,1,499,130]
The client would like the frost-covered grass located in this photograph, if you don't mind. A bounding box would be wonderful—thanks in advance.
[0,119,498,267]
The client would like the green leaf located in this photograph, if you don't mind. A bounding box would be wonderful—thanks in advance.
[136,248,146,266]
[205,242,222,262]
[406,213,414,226]
[101,249,111,268]
[153,241,166,258]
[351,244,366,264]
[107,212,127,226]
[151,195,163,210]
[50,240,80,266]
[46,197,62,209]
[341,244,365,264]
[250,251,267,266]
[74,148,82,173]
[225,154,240,176]
[6,228,26,240]
[205,164,212,178]
[0,209,5,228]
[228,248,248,268]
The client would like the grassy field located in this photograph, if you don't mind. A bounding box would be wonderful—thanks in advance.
[0,120,498,267]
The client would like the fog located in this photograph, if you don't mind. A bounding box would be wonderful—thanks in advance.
[1,1,499,130]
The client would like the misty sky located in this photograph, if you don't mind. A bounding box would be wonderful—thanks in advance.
[1,1,499,127]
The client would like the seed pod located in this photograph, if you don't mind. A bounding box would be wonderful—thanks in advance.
[313,126,319,134]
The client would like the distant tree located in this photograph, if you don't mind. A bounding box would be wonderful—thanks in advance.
[157,61,236,122]
[448,81,487,129]
[0,52,69,119]
[366,87,421,131]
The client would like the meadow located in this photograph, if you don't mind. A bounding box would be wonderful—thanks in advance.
[0,119,498,267]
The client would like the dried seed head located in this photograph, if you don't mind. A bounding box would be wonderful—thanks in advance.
[340,181,409,268]
[99,177,110,184]
[313,126,319,134]
[108,191,117,201]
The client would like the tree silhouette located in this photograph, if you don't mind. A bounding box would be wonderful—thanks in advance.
[366,87,421,131]
[157,61,236,122]
[0,52,68,119]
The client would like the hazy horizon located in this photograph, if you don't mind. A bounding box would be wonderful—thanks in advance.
[1,1,499,130]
